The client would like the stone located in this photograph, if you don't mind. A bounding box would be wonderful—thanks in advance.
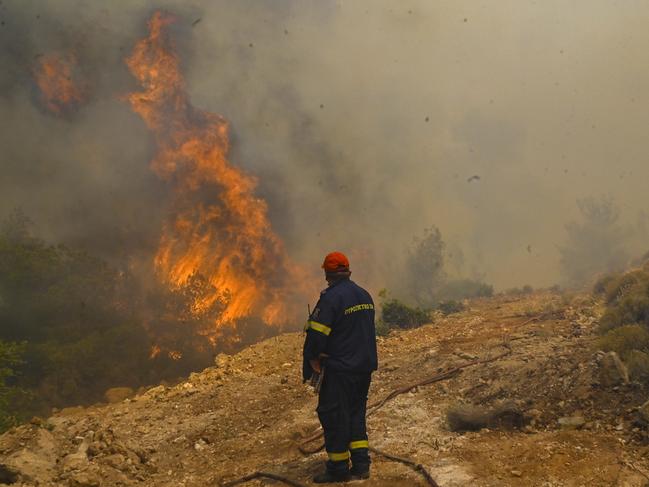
[455,350,478,360]
[194,439,207,452]
[62,438,90,472]
[0,429,57,483]
[447,401,524,432]
[103,453,125,469]
[62,451,89,472]
[68,467,102,487]
[87,441,106,457]
[143,385,165,398]
[558,416,586,429]
[59,406,86,416]
[104,387,134,404]
[599,351,629,387]
[214,353,231,367]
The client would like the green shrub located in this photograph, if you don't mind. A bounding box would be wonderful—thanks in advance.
[593,273,618,295]
[375,320,390,337]
[600,293,649,332]
[597,324,649,381]
[381,298,430,329]
[626,350,649,381]
[0,341,27,432]
[0,211,217,423]
[597,324,649,355]
[437,300,465,315]
[438,279,493,301]
[603,270,648,304]
[594,266,649,382]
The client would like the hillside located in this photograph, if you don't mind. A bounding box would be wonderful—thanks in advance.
[2,291,649,486]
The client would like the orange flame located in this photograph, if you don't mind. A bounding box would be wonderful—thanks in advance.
[168,350,183,361]
[126,12,302,337]
[149,344,161,359]
[34,53,85,114]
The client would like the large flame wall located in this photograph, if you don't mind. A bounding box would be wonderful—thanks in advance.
[125,12,301,336]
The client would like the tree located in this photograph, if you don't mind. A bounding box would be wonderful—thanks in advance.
[0,208,33,244]
[406,226,446,307]
[559,196,629,286]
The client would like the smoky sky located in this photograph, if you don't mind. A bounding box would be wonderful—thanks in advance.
[1,0,649,293]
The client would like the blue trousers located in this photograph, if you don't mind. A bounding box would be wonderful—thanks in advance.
[317,371,371,474]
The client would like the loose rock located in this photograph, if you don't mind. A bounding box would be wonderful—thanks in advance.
[598,351,629,387]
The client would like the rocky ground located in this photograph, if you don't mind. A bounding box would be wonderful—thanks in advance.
[2,291,649,486]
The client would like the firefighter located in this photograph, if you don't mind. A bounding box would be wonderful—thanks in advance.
[303,251,378,483]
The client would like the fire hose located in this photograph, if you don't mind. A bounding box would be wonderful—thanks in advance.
[298,342,512,453]
[221,342,512,487]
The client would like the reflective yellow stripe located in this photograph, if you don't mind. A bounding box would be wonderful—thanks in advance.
[308,321,332,336]
[328,451,350,461]
[349,440,369,450]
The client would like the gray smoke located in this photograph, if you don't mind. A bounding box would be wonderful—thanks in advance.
[1,0,648,297]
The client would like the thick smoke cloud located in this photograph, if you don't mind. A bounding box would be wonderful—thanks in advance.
[1,0,648,297]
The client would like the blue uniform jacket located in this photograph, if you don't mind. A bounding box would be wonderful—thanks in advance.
[302,278,378,381]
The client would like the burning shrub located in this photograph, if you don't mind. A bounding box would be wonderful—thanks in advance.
[0,210,220,423]
[125,11,302,333]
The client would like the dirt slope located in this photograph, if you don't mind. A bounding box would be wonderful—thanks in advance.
[2,291,649,486]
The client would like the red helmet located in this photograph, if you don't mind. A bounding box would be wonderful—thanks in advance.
[322,251,350,272]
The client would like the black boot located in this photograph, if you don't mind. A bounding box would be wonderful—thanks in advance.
[313,470,351,483]
[350,464,370,480]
